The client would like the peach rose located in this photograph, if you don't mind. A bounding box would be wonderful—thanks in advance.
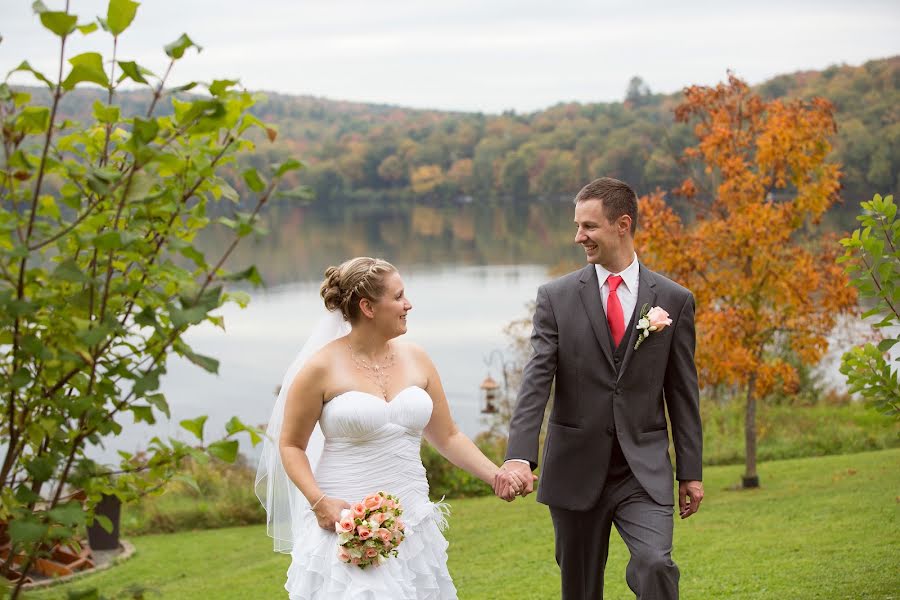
[351,557,360,566]
[395,518,405,531]
[357,525,372,540]
[364,547,379,559]
[337,547,351,562]
[352,503,366,518]
[363,494,384,511]
[376,527,393,543]
[646,306,672,331]
[335,516,354,533]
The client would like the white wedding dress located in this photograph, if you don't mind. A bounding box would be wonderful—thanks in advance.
[284,385,458,599]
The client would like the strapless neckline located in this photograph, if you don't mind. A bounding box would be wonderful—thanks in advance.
[325,385,427,406]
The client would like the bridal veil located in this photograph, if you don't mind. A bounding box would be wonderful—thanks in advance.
[255,309,350,553]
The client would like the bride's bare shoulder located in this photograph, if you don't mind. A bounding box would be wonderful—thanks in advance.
[394,339,433,366]
[286,338,348,399]
[308,336,349,368]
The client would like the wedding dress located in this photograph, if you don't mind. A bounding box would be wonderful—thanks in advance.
[284,385,457,599]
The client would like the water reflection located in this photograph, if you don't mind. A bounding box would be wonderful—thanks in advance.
[204,199,584,286]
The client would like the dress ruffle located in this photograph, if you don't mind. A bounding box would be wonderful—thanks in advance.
[286,501,456,600]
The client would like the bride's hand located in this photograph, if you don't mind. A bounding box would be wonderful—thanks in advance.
[312,496,351,530]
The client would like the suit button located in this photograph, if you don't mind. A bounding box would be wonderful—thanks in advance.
[606,426,615,435]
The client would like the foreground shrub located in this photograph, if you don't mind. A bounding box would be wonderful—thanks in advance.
[122,455,264,535]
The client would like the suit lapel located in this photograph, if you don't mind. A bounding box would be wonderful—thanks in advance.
[577,265,615,370]
[617,264,657,382]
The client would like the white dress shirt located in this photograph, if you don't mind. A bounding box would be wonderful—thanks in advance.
[595,254,640,331]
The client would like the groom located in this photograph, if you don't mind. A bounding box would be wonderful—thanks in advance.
[497,177,704,599]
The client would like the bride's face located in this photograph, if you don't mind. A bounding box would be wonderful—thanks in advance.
[371,271,412,336]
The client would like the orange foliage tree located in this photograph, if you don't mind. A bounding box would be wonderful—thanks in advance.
[637,74,857,488]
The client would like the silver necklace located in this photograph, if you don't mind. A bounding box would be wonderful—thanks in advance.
[348,344,396,399]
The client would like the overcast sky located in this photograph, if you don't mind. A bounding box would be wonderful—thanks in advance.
[2,0,899,113]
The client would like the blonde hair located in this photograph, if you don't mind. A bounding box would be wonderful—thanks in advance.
[319,257,398,322]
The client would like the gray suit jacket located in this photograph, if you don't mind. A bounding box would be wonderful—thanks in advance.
[505,263,702,509]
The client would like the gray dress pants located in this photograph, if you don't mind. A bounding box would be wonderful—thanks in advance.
[549,473,679,599]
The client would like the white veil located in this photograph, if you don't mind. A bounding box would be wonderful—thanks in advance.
[255,308,351,553]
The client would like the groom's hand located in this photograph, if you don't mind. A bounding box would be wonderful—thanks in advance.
[678,480,704,519]
[497,461,537,500]
[492,470,521,502]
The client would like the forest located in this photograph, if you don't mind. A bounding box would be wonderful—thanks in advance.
[22,55,899,225]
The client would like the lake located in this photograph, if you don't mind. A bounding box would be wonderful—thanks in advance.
[89,198,857,464]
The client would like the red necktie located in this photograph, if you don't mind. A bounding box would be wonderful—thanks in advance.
[606,275,625,347]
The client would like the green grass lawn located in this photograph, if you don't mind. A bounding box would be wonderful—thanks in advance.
[25,449,900,599]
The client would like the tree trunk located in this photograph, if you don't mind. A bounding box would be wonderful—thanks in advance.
[742,376,760,488]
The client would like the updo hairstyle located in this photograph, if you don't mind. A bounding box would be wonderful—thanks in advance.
[320,257,398,322]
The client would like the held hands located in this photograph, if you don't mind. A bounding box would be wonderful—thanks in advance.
[311,495,352,530]
[678,480,704,519]
[493,461,538,502]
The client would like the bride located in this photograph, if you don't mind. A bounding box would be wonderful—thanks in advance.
[256,257,525,599]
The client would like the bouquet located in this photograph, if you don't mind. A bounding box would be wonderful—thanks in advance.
[335,491,405,568]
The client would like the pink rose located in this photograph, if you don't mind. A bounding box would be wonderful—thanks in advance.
[395,518,405,531]
[351,557,360,566]
[382,498,395,510]
[364,547,379,559]
[646,306,672,331]
[376,528,393,543]
[357,525,372,540]
[337,547,351,562]
[335,517,354,533]
[352,503,366,518]
[363,494,384,511]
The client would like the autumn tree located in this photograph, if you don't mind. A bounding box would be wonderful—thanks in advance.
[637,74,857,488]
[410,164,445,195]
[446,158,474,196]
[376,154,406,186]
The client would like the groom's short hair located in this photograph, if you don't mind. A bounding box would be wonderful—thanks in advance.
[574,177,638,235]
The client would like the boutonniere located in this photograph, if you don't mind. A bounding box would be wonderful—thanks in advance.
[634,304,672,350]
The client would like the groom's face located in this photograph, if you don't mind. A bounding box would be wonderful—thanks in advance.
[574,198,619,266]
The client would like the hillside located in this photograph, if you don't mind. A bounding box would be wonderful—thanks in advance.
[19,56,899,220]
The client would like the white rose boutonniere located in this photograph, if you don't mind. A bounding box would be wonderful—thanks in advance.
[634,304,672,350]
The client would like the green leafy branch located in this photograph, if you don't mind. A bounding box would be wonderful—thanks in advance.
[838,193,900,417]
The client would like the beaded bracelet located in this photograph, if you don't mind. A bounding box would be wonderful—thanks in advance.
[310,493,326,511]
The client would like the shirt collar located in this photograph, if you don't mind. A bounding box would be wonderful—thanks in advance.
[595,254,639,293]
